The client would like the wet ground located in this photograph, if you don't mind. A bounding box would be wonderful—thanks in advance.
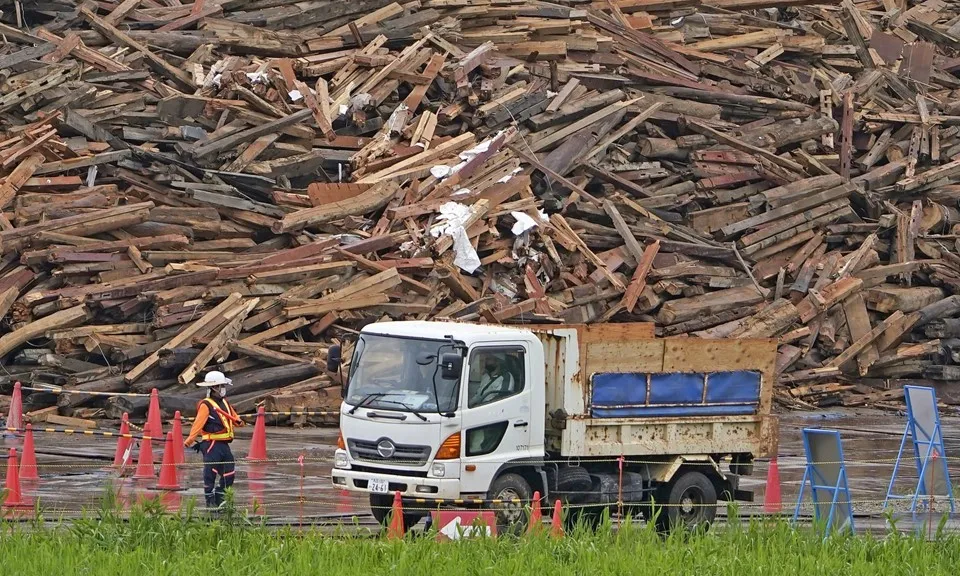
[5,407,960,534]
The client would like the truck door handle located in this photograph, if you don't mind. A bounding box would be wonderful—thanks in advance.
[513,421,528,428]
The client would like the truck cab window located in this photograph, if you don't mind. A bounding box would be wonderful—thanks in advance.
[345,335,459,412]
[467,348,525,408]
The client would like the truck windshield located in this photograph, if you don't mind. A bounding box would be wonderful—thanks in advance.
[345,334,460,413]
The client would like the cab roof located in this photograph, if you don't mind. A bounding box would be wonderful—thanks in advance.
[360,320,536,343]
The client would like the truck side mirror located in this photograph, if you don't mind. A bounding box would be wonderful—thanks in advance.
[327,344,341,373]
[439,352,462,379]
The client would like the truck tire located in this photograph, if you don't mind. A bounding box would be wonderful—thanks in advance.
[488,473,533,535]
[654,471,717,533]
[369,494,423,531]
[556,465,593,493]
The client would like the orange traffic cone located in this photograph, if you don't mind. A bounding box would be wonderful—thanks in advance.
[2,448,28,509]
[19,424,38,482]
[171,411,185,467]
[132,437,155,481]
[527,490,543,535]
[763,456,782,514]
[246,405,267,461]
[550,500,564,538]
[386,491,405,539]
[113,413,133,468]
[156,432,181,490]
[6,381,22,433]
[145,389,162,439]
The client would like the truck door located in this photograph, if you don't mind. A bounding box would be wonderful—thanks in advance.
[458,344,533,494]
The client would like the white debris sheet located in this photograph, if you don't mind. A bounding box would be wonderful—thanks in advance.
[430,202,482,273]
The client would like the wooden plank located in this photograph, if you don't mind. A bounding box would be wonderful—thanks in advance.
[227,339,310,366]
[684,117,807,174]
[0,154,44,210]
[0,305,90,358]
[657,286,766,325]
[842,293,880,376]
[191,109,313,159]
[79,7,196,91]
[551,214,625,290]
[178,298,258,385]
[622,240,660,313]
[720,184,855,237]
[241,318,311,346]
[603,200,645,261]
[124,293,243,383]
[828,311,905,372]
[275,181,399,233]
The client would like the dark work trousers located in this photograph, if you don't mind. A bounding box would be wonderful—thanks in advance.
[197,440,235,507]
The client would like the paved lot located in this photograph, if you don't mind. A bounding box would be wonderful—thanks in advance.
[6,407,960,534]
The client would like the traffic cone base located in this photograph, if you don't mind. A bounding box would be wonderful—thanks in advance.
[763,457,782,514]
[132,438,155,481]
[146,389,162,439]
[3,449,29,509]
[156,432,182,491]
[550,500,564,538]
[249,464,267,516]
[19,424,38,482]
[246,405,267,461]
[160,490,182,513]
[387,491,405,539]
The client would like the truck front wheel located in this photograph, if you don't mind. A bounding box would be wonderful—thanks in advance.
[488,473,533,535]
[369,494,423,531]
[654,471,717,532]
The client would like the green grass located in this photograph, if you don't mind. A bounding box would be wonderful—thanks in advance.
[1,498,959,576]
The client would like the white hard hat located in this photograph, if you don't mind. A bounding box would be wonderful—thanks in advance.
[197,371,232,387]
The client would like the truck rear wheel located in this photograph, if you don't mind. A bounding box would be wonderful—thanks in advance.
[369,494,423,531]
[488,473,532,535]
[654,471,717,533]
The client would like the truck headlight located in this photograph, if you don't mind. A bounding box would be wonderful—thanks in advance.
[431,463,445,478]
[334,450,349,469]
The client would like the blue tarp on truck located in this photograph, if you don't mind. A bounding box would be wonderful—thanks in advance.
[590,370,762,418]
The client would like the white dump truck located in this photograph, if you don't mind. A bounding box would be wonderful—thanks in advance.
[329,320,777,531]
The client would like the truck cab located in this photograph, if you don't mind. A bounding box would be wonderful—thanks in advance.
[331,320,777,532]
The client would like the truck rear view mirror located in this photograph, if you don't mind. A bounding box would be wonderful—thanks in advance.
[327,344,341,372]
[439,352,463,379]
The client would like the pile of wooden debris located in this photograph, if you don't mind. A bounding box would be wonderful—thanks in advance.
[2,0,960,420]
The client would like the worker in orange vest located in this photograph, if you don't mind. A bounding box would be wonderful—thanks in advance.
[185,371,245,509]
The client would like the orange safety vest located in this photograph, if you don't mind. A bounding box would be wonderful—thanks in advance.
[199,397,240,442]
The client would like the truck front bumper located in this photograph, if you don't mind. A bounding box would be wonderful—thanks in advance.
[332,468,462,500]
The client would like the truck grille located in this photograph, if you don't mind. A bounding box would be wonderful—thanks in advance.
[347,438,431,466]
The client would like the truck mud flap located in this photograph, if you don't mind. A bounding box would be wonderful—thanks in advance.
[733,489,754,502]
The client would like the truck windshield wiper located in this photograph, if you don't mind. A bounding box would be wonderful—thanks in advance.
[377,399,428,421]
[348,392,386,414]
[348,393,428,421]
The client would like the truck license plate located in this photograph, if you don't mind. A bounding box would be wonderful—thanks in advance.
[369,478,390,493]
